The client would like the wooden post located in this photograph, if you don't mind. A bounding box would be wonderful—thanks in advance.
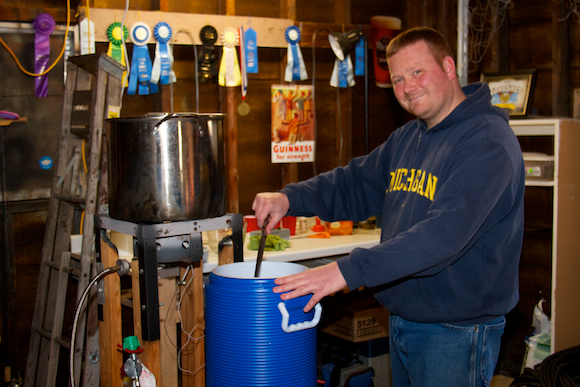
[280,0,299,186]
[226,88,240,213]
[552,1,570,117]
[98,238,123,387]
[180,262,205,387]
[158,277,179,386]
[217,0,240,213]
[573,89,580,119]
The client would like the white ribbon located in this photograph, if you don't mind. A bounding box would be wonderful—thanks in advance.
[218,27,241,87]
[284,41,307,82]
[330,54,355,88]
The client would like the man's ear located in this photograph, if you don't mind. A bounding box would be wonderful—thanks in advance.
[443,56,457,80]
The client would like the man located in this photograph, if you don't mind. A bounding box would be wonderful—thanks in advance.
[252,27,524,387]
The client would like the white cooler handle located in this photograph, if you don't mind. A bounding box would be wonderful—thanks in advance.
[278,302,322,333]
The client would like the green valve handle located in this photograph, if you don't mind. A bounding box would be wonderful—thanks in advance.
[123,335,141,351]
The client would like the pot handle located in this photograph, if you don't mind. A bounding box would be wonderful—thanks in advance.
[150,113,200,136]
[277,302,322,333]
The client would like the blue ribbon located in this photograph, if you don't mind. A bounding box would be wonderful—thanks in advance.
[290,44,301,80]
[338,59,349,88]
[128,45,157,95]
[355,38,365,76]
[244,27,258,74]
[285,26,305,81]
[153,22,172,85]
[128,23,157,95]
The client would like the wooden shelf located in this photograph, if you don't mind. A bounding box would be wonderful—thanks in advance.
[510,118,580,354]
[0,117,28,126]
[85,8,293,48]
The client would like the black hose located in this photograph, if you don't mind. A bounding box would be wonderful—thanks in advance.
[510,345,580,387]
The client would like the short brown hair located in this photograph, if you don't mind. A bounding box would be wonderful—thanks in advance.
[386,27,455,68]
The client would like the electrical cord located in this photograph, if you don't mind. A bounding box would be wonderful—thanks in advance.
[310,28,332,177]
[0,0,71,77]
[170,29,200,113]
[69,263,126,387]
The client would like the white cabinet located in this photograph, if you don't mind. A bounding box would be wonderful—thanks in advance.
[510,118,580,354]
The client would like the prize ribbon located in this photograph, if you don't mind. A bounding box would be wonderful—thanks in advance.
[199,25,218,84]
[354,38,365,76]
[151,22,175,85]
[244,27,258,73]
[218,27,241,87]
[33,14,55,98]
[330,54,355,88]
[284,26,307,82]
[106,22,128,63]
[128,22,158,95]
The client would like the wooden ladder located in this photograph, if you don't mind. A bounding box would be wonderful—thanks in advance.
[23,53,124,387]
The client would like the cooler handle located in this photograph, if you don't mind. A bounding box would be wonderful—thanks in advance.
[278,302,322,333]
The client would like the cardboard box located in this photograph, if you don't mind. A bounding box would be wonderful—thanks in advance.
[319,290,389,343]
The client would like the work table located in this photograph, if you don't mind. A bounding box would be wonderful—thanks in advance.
[203,231,381,273]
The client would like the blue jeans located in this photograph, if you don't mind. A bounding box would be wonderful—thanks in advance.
[389,314,506,387]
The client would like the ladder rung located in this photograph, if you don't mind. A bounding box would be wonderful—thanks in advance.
[53,193,86,205]
[34,327,71,349]
[44,261,79,277]
[55,336,71,350]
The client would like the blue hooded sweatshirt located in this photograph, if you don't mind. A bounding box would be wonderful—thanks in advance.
[280,82,524,324]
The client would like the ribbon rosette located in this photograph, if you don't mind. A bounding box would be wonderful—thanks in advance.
[33,13,55,98]
[284,26,307,82]
[106,22,128,63]
[218,27,242,87]
[151,22,176,85]
[128,22,158,95]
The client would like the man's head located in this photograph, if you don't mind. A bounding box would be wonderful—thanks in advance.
[386,27,455,72]
[386,27,465,129]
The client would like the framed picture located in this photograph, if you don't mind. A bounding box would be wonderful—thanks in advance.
[480,70,537,118]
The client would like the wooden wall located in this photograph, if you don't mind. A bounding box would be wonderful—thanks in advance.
[1,0,579,382]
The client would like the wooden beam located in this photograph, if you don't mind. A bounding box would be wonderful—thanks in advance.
[83,8,292,47]
[226,88,239,213]
[180,263,205,387]
[280,0,299,185]
[334,0,351,25]
[99,238,123,387]
[158,277,178,386]
[281,0,296,21]
[552,1,571,117]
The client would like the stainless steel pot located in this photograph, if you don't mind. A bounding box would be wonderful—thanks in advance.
[106,113,226,223]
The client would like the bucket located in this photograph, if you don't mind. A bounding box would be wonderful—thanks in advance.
[205,262,322,387]
[105,113,226,223]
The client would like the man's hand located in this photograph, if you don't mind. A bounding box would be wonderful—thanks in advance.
[273,262,347,312]
[252,192,290,234]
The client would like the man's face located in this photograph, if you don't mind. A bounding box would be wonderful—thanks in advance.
[388,41,456,128]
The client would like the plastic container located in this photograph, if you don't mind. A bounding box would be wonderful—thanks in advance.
[205,262,322,387]
[325,220,354,236]
[523,153,554,181]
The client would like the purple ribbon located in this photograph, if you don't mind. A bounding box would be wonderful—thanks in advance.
[33,14,55,98]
